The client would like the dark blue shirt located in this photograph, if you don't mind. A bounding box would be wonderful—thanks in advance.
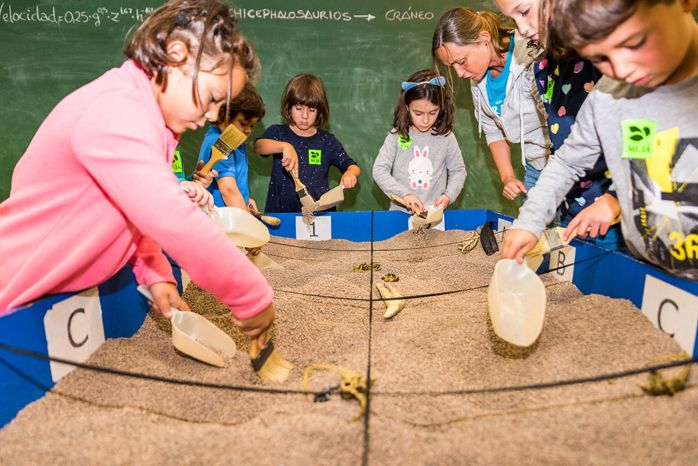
[534,57,615,223]
[259,124,357,213]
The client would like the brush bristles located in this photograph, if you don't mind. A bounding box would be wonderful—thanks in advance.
[219,124,247,151]
[250,340,294,383]
[256,351,294,383]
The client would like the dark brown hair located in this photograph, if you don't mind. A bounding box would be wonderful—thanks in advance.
[392,70,455,138]
[432,8,514,58]
[216,83,265,124]
[125,0,260,107]
[280,74,330,128]
[545,0,676,51]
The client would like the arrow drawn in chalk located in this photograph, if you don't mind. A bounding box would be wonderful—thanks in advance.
[352,14,375,21]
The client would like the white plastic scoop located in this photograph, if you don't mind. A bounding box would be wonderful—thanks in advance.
[137,286,236,367]
[208,206,270,248]
[487,259,546,348]
[315,184,344,212]
[412,204,445,229]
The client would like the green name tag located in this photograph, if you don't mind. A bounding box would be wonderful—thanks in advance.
[171,150,183,173]
[621,119,656,159]
[398,134,413,150]
[544,77,555,101]
[308,149,322,165]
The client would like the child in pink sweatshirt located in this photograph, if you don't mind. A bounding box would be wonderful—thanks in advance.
[0,0,274,346]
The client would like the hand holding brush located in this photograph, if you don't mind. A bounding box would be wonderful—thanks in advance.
[233,302,293,383]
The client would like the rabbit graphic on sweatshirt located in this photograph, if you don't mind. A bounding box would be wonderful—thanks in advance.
[408,145,434,190]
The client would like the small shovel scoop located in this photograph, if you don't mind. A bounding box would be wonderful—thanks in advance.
[315,184,345,212]
[487,259,546,356]
[138,286,236,367]
[411,205,445,229]
[208,206,270,248]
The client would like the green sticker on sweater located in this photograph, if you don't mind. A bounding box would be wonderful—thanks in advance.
[398,134,413,150]
[545,77,555,101]
[621,119,656,159]
[308,149,322,165]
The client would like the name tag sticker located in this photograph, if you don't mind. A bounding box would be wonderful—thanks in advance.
[621,119,656,159]
[308,149,322,165]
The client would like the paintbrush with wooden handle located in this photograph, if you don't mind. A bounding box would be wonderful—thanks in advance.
[198,124,248,176]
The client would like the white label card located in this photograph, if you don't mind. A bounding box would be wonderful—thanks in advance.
[44,288,105,382]
[295,215,332,241]
[549,245,576,282]
[642,275,698,354]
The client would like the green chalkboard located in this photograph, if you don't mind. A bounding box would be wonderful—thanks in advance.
[0,0,521,216]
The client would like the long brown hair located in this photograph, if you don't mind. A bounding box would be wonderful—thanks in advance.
[125,0,259,107]
[280,74,330,128]
[392,70,455,138]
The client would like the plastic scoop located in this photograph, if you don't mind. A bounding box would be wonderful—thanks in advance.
[208,206,270,248]
[247,250,284,270]
[487,259,546,348]
[315,184,344,212]
[137,286,236,367]
[412,204,445,229]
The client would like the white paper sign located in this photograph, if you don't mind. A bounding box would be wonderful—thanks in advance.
[497,218,512,233]
[44,288,105,382]
[295,215,332,241]
[549,245,576,282]
[642,275,698,354]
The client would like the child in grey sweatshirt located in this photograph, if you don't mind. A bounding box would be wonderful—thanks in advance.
[373,70,466,214]
[503,0,698,281]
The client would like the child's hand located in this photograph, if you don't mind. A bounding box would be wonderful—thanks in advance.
[231,302,275,348]
[247,197,258,212]
[434,194,450,208]
[341,172,358,188]
[281,143,298,173]
[402,194,426,215]
[501,176,527,201]
[181,181,214,210]
[192,160,218,189]
[146,282,189,319]
[565,193,621,241]
[501,229,539,264]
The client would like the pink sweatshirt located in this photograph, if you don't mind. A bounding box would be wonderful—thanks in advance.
[0,60,273,318]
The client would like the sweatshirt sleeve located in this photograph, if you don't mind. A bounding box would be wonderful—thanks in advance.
[73,90,272,319]
[327,134,357,173]
[471,82,506,145]
[128,235,176,286]
[372,133,409,197]
[512,90,604,237]
[443,133,467,203]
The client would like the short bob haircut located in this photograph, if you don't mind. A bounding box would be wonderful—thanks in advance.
[280,73,330,128]
[546,0,676,50]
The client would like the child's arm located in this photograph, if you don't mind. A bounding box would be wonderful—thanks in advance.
[438,133,467,208]
[254,139,298,173]
[564,193,620,241]
[372,134,409,198]
[217,176,248,209]
[180,180,214,210]
[503,92,605,262]
[341,164,361,188]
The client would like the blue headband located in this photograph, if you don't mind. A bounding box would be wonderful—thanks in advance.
[401,76,446,92]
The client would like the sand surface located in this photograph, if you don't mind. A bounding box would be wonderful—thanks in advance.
[1,229,696,465]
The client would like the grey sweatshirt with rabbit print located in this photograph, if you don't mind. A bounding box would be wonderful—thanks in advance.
[372,129,467,210]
